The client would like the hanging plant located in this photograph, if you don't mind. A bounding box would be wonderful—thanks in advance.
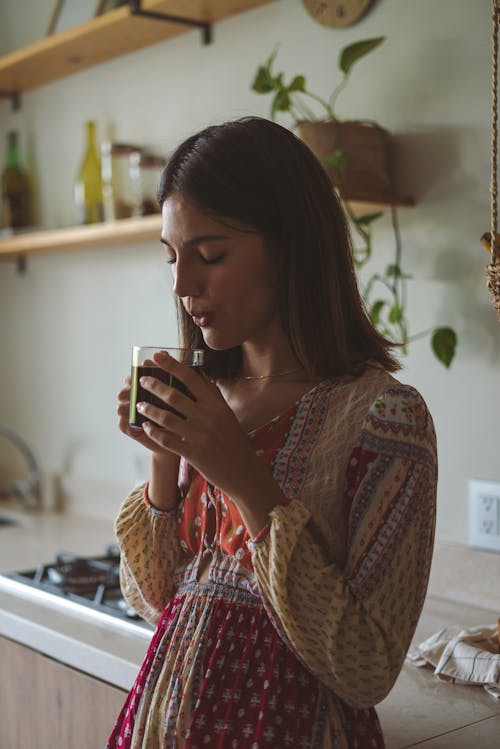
[251,39,457,368]
[252,37,386,124]
[349,206,457,368]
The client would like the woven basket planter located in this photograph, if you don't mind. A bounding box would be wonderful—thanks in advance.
[486,261,500,317]
[296,120,393,204]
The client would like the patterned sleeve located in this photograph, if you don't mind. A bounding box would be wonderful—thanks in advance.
[115,483,182,625]
[251,386,437,708]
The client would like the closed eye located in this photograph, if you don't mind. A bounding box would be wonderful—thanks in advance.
[165,254,224,266]
[202,254,225,265]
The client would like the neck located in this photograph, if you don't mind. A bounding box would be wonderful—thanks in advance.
[238,367,302,381]
[239,335,303,381]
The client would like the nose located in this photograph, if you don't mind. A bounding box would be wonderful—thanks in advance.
[171,257,202,298]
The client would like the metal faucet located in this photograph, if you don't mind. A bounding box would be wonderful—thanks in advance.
[0,423,42,511]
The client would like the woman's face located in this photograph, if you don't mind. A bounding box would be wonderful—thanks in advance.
[161,193,280,351]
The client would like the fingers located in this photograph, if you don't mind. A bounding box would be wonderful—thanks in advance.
[118,375,131,402]
[152,350,208,399]
[116,373,180,453]
[117,375,130,416]
[138,370,202,422]
[117,399,131,425]
[142,420,185,455]
[136,398,186,432]
[117,388,130,405]
[117,398,134,435]
[117,377,136,436]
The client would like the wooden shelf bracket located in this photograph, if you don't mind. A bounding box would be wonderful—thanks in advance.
[0,90,21,111]
[128,0,212,45]
[16,255,27,275]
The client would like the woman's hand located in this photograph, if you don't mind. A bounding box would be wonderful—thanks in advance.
[117,372,181,510]
[117,374,171,454]
[135,351,252,494]
[136,351,284,532]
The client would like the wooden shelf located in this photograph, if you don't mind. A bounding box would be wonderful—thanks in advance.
[345,196,415,216]
[0,195,415,266]
[0,0,413,266]
[0,214,163,262]
[0,0,274,95]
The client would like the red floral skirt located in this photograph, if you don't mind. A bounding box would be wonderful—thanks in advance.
[106,577,385,748]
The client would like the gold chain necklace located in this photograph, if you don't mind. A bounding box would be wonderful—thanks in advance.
[239,368,301,381]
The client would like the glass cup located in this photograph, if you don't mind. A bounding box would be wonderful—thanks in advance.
[128,346,205,428]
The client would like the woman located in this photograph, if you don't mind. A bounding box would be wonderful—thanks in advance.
[106,117,437,749]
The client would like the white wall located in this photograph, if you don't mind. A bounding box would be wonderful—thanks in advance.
[0,0,498,542]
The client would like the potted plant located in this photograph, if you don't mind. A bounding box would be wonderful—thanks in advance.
[252,38,392,203]
[251,39,457,368]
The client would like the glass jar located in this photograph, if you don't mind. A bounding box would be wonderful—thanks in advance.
[101,142,142,221]
[137,152,165,215]
[1,130,32,230]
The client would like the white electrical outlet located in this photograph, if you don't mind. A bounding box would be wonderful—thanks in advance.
[468,479,500,552]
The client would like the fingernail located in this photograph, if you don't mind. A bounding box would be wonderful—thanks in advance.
[137,402,145,412]
[139,377,149,386]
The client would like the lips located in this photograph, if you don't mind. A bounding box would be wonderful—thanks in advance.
[189,310,213,327]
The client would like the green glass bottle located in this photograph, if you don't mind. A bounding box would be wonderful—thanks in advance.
[1,130,31,230]
[74,120,103,224]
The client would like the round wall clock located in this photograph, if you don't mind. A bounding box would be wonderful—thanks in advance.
[302,0,377,28]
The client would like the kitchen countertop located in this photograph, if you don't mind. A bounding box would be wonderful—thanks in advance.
[0,506,117,571]
[0,507,152,691]
[378,596,499,748]
[1,508,499,746]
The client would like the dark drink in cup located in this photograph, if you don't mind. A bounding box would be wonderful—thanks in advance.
[129,346,204,428]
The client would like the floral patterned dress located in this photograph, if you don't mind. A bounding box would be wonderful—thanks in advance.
[106,366,437,748]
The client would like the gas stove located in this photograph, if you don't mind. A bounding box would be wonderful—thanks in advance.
[3,545,153,632]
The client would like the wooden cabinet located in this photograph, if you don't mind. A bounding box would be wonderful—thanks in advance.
[0,635,127,748]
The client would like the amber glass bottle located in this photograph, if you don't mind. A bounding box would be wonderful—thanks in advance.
[74,120,103,224]
[1,130,31,230]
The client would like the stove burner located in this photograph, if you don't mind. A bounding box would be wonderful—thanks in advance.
[6,546,152,630]
[46,558,119,590]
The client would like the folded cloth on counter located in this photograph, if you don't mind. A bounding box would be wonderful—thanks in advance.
[407,625,500,702]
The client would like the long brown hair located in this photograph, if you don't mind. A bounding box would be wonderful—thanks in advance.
[158,116,400,379]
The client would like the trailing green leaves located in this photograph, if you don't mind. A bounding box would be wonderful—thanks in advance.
[324,149,346,171]
[355,211,384,226]
[385,264,412,281]
[370,299,386,326]
[251,47,332,124]
[289,75,306,93]
[389,301,403,323]
[339,37,386,76]
[431,327,457,368]
[251,38,386,125]
[252,48,278,93]
[251,38,457,369]
[349,203,457,369]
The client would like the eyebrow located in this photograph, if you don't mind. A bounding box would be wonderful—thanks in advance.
[160,234,230,249]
